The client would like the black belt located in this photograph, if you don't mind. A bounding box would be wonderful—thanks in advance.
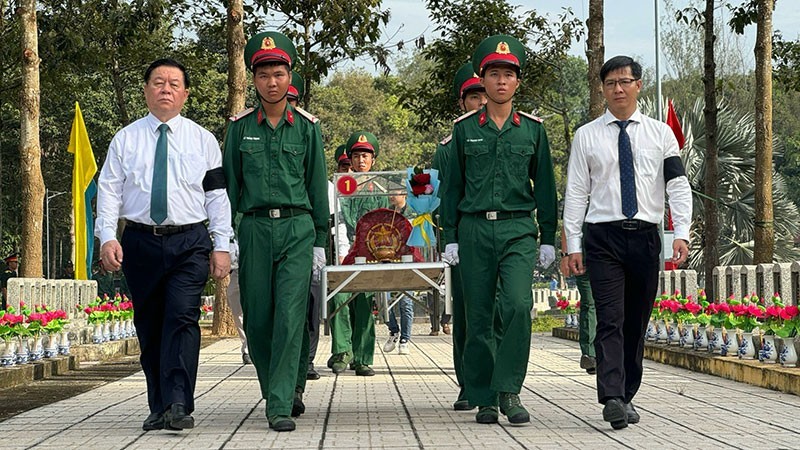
[126,221,202,236]
[597,219,657,231]
[246,207,309,219]
[468,211,531,221]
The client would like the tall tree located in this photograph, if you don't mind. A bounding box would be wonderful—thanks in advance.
[729,0,776,263]
[254,0,390,107]
[212,0,248,337]
[586,0,604,120]
[702,0,720,303]
[18,0,44,277]
[752,0,775,263]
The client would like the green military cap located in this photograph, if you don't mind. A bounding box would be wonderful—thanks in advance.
[453,62,484,99]
[346,131,380,158]
[288,72,304,102]
[244,31,297,72]
[334,144,350,165]
[3,253,18,263]
[471,34,527,77]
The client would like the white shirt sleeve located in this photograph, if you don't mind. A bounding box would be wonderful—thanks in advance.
[663,128,693,242]
[563,128,591,254]
[95,133,125,245]
[203,134,233,252]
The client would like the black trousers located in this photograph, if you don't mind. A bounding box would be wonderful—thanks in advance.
[121,223,211,414]
[585,222,660,404]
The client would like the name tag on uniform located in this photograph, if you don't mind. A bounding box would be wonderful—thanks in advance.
[242,136,261,141]
[466,138,484,143]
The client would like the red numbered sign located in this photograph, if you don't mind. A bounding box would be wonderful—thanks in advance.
[337,175,358,196]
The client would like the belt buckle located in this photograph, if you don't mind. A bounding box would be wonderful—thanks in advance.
[486,211,498,221]
[269,208,281,219]
[152,225,167,236]
[621,219,638,231]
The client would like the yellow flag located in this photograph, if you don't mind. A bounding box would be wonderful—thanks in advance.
[68,102,97,280]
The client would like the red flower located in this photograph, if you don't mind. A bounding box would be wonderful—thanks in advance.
[780,305,799,320]
[411,184,427,196]
[412,173,431,185]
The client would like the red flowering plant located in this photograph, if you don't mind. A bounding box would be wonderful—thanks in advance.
[78,295,113,325]
[0,306,27,341]
[726,293,765,333]
[116,295,134,321]
[651,293,668,321]
[26,304,69,336]
[658,291,686,323]
[555,293,576,314]
[706,299,731,328]
[693,290,712,326]
[763,293,800,338]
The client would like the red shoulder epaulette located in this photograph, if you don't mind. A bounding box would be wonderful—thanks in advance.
[453,109,479,124]
[518,111,544,123]
[293,106,319,124]
[229,107,255,122]
[440,134,452,145]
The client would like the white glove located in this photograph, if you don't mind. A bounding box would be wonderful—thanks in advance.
[313,247,326,272]
[443,243,459,265]
[538,244,556,269]
[229,240,239,269]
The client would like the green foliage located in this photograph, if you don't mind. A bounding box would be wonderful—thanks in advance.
[531,315,562,333]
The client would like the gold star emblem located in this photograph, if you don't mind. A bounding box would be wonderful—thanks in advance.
[261,37,276,50]
[496,42,510,54]
[358,134,368,143]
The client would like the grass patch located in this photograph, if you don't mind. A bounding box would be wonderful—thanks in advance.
[531,315,563,333]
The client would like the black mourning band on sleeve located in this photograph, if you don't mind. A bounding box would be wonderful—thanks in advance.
[663,156,686,183]
[203,167,226,191]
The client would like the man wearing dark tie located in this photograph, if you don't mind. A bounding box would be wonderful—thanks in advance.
[563,55,692,430]
[96,58,233,432]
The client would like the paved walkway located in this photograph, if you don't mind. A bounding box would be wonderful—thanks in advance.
[1,331,799,449]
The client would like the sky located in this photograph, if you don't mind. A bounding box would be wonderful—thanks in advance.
[342,0,800,77]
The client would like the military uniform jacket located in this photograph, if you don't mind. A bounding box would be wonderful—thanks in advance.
[441,107,557,246]
[223,103,330,248]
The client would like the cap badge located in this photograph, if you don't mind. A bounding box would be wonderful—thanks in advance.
[496,42,510,54]
[358,134,368,143]
[261,37,276,50]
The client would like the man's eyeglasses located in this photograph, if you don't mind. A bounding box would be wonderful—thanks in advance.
[603,78,638,89]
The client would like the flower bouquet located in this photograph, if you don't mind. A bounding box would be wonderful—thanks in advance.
[404,167,441,249]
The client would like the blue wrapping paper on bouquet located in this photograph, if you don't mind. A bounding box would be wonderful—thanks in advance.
[405,167,440,248]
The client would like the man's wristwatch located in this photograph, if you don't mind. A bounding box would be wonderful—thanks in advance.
[560,251,569,258]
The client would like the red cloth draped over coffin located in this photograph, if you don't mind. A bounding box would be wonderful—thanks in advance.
[342,208,424,264]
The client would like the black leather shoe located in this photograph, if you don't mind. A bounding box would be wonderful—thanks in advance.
[602,398,628,430]
[242,353,252,365]
[306,367,320,380]
[164,403,194,430]
[624,402,640,424]
[291,389,305,417]
[580,355,596,374]
[142,412,164,431]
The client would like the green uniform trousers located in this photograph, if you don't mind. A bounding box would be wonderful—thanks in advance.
[450,264,466,389]
[328,292,375,366]
[459,215,537,406]
[576,272,596,358]
[238,214,313,417]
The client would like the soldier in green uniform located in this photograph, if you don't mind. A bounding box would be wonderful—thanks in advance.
[92,259,116,297]
[222,31,329,433]
[287,72,303,106]
[441,35,558,425]
[559,222,597,374]
[431,62,486,411]
[1,253,19,310]
[328,131,388,377]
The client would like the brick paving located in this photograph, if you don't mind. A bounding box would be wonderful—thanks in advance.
[1,326,799,449]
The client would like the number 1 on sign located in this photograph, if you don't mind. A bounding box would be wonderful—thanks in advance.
[337,175,357,196]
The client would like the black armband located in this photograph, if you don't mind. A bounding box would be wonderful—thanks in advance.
[663,156,686,183]
[203,167,226,191]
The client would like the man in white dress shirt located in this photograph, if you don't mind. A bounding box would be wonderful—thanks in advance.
[563,55,692,430]
[95,58,233,432]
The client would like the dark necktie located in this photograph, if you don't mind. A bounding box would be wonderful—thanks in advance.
[615,120,638,219]
[150,123,169,224]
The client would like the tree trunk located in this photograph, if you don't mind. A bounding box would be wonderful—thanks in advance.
[702,0,719,301]
[18,0,44,278]
[212,0,248,337]
[586,0,604,120]
[111,57,130,127]
[211,275,237,336]
[753,0,774,264]
[225,0,247,118]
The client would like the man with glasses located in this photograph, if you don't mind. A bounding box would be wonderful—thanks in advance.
[563,55,692,430]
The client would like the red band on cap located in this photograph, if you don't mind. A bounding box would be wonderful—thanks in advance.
[337,153,351,162]
[459,77,482,98]
[479,53,520,74]
[287,86,299,99]
[350,142,375,153]
[251,48,292,68]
